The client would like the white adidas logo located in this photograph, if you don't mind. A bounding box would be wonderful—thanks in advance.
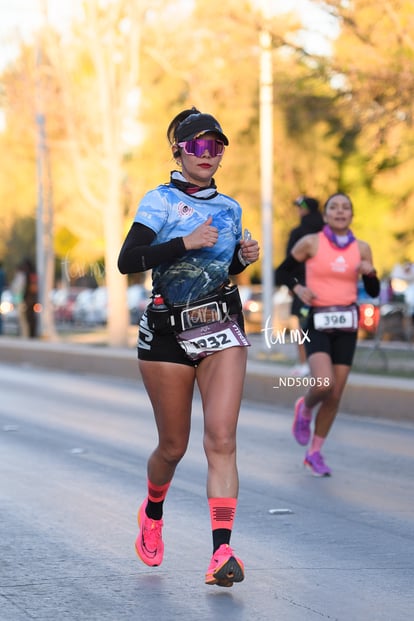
[331,255,347,272]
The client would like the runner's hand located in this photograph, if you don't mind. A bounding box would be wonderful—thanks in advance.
[183,216,218,250]
[239,238,260,264]
[293,284,316,305]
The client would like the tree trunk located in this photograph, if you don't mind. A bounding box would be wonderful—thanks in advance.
[104,156,129,347]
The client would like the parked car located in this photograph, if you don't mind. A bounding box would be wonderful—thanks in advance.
[241,285,293,334]
[73,285,151,327]
[357,280,380,338]
[127,284,150,324]
[0,289,18,323]
[241,286,262,333]
[52,288,84,323]
[72,288,96,325]
[90,287,108,325]
[357,279,408,340]
[377,303,407,341]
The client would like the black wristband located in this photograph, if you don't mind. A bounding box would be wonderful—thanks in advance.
[362,273,380,298]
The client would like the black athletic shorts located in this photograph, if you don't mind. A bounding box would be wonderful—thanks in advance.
[137,310,246,367]
[304,313,358,366]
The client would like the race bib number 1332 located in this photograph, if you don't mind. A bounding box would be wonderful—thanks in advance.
[176,321,250,361]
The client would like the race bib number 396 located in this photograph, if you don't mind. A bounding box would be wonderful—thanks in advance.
[313,306,358,332]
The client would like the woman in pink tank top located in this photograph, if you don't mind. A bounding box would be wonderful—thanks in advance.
[276,193,379,476]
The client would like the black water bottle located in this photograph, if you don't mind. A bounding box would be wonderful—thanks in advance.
[148,294,174,333]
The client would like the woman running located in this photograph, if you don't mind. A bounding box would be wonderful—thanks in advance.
[118,107,259,585]
[276,192,379,476]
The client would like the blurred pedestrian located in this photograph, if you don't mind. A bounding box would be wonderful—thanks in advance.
[11,258,38,338]
[278,196,324,376]
[118,107,260,586]
[276,192,379,476]
[11,262,28,337]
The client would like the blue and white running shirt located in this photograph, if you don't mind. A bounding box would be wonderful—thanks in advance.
[134,183,242,304]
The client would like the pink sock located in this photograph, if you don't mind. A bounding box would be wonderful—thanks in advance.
[208,498,237,531]
[147,479,170,503]
[309,434,325,454]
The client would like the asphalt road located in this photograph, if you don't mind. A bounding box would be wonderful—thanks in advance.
[1,363,413,621]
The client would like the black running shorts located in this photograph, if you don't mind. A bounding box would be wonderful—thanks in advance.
[304,322,358,366]
[137,310,246,367]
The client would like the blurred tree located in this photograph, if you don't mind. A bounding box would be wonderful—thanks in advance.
[4,0,412,333]
[0,50,38,265]
[317,0,414,268]
[40,0,149,345]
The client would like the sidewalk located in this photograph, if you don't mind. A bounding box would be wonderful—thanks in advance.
[0,332,413,422]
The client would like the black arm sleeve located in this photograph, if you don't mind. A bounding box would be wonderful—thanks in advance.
[228,243,248,275]
[286,230,299,256]
[275,254,304,291]
[362,273,380,298]
[117,222,187,274]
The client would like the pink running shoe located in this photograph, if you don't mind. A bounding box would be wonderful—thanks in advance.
[205,544,245,587]
[304,451,332,477]
[135,500,164,566]
[292,397,312,446]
